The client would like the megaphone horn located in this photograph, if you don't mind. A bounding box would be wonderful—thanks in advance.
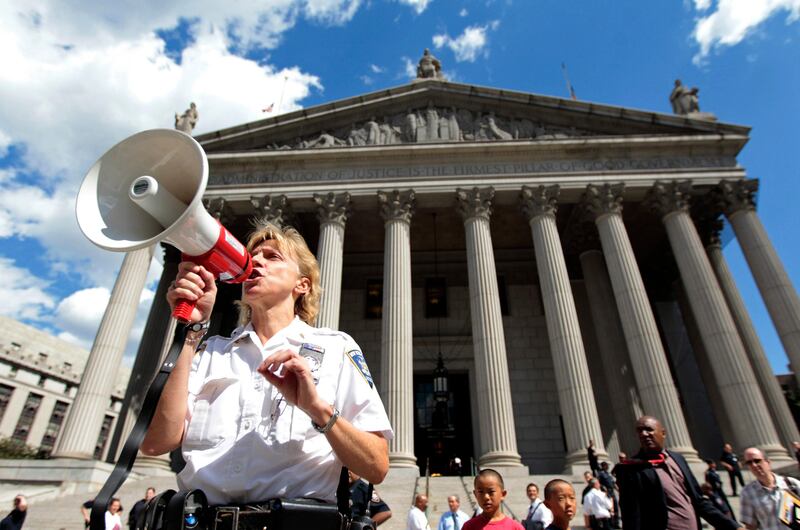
[76,129,253,322]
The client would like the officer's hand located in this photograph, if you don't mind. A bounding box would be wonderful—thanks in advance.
[258,349,323,418]
[167,262,217,323]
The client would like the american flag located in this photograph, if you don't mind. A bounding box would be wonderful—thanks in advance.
[262,102,274,113]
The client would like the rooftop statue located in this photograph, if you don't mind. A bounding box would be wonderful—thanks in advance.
[416,48,444,80]
[669,80,699,115]
[175,102,199,133]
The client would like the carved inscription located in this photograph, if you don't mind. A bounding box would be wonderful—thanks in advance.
[210,156,736,186]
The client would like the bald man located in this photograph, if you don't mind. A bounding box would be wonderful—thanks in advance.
[407,494,430,530]
[615,416,743,530]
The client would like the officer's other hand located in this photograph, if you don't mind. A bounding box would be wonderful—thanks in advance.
[258,349,324,418]
[167,262,217,323]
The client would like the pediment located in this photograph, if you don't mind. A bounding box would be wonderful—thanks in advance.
[196,79,749,154]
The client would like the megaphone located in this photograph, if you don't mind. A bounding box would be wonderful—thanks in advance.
[76,129,253,322]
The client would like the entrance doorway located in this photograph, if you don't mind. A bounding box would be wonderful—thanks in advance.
[413,372,474,476]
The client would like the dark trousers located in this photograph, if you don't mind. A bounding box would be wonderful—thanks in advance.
[728,468,745,495]
[589,516,612,530]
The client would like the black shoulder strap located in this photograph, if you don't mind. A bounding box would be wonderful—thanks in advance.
[337,467,350,516]
[90,326,188,530]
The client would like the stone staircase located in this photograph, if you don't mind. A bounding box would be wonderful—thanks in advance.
[13,467,763,530]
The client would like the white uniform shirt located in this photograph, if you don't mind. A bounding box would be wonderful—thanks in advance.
[526,498,553,526]
[177,317,393,505]
[582,488,612,519]
[407,506,430,530]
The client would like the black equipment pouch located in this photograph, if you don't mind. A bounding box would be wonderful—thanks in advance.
[141,490,175,530]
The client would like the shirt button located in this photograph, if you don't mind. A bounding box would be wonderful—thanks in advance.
[243,419,252,430]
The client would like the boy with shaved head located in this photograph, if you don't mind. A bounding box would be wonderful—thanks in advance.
[543,480,576,530]
[463,469,524,530]
[615,416,743,530]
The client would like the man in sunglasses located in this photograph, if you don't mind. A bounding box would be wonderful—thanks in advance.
[739,447,800,530]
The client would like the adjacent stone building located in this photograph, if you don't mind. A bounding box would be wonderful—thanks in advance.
[67,65,800,477]
[0,316,129,460]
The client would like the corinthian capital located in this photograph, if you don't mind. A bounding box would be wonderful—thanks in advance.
[378,189,416,223]
[203,197,234,226]
[520,185,559,220]
[456,187,495,221]
[581,183,624,219]
[644,181,693,218]
[715,179,758,217]
[251,194,293,227]
[314,192,351,227]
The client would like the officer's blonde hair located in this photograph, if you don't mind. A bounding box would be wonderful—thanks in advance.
[236,220,321,326]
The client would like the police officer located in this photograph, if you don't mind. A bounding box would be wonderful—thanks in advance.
[349,470,392,526]
[142,221,393,510]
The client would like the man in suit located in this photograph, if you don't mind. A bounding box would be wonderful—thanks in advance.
[616,416,744,530]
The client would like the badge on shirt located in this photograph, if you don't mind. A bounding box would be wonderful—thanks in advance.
[300,343,325,384]
[371,490,382,503]
[347,349,374,389]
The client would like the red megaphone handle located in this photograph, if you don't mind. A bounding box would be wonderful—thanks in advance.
[173,299,195,322]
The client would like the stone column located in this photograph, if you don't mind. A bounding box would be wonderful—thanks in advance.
[250,194,293,226]
[53,246,155,459]
[579,249,643,453]
[520,185,605,471]
[457,187,524,470]
[646,181,790,462]
[107,244,180,466]
[378,190,418,470]
[718,179,800,387]
[705,226,800,448]
[314,192,351,330]
[582,184,699,462]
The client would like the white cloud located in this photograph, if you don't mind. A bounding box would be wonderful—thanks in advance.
[692,0,800,63]
[401,56,417,79]
[369,64,385,73]
[54,283,157,364]
[432,21,499,62]
[0,257,56,320]
[360,75,374,85]
[459,8,469,17]
[397,0,433,14]
[304,0,362,24]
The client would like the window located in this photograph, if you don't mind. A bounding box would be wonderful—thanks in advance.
[497,274,509,316]
[425,278,447,318]
[94,415,114,460]
[0,384,13,423]
[365,279,383,319]
[38,401,68,457]
[12,393,43,443]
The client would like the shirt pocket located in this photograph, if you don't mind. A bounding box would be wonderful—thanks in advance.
[184,376,238,450]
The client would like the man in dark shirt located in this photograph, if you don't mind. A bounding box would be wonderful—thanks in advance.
[720,443,745,496]
[704,460,733,516]
[587,440,599,477]
[348,471,392,526]
[615,416,743,530]
[128,487,155,530]
[0,495,27,530]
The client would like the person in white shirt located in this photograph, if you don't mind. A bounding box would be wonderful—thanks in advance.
[104,498,122,530]
[524,482,553,530]
[141,221,392,506]
[407,494,430,530]
[437,495,470,530]
[582,479,612,530]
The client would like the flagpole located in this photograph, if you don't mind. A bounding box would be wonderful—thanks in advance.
[278,75,288,114]
[561,62,577,100]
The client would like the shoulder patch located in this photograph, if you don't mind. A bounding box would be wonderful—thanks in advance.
[347,349,374,388]
[371,490,382,503]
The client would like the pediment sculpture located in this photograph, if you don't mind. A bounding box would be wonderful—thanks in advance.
[263,105,594,150]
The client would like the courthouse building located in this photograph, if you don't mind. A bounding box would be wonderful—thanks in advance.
[61,55,800,477]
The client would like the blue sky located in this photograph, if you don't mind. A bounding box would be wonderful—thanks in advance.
[0,0,798,370]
